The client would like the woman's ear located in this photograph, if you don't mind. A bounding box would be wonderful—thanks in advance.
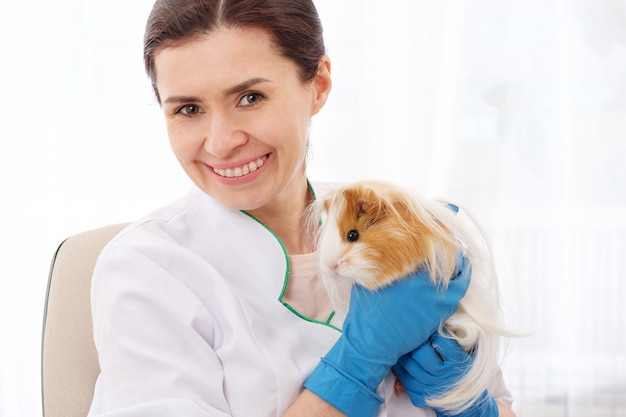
[311,55,332,115]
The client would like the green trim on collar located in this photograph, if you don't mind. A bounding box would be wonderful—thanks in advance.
[239,209,291,301]
[240,180,339,332]
[282,302,339,331]
[307,177,317,200]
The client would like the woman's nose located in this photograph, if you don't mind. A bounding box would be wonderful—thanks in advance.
[203,113,248,157]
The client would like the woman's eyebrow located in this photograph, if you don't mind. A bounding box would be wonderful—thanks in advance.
[162,78,271,104]
[222,77,271,97]
[163,95,201,105]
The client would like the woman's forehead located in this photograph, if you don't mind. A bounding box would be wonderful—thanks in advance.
[154,27,297,97]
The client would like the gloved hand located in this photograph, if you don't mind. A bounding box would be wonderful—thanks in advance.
[393,333,499,417]
[304,252,472,417]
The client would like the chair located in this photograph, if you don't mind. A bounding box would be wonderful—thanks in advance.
[41,223,128,417]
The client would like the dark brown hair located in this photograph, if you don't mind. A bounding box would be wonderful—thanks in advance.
[144,0,326,103]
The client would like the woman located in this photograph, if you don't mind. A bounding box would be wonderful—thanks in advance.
[88,1,515,416]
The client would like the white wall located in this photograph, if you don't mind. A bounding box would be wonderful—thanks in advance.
[2,1,625,416]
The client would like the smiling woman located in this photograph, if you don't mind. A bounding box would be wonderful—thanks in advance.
[154,27,331,228]
[2,0,624,416]
[80,1,515,416]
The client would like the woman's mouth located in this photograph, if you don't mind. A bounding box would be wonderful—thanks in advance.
[212,155,268,178]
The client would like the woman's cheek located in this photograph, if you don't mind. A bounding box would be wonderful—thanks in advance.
[168,121,204,155]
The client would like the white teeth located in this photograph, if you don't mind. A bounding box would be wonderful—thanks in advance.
[213,156,267,178]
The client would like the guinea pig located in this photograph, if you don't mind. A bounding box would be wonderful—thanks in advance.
[307,180,515,414]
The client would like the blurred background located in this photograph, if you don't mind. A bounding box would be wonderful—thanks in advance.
[1,0,625,415]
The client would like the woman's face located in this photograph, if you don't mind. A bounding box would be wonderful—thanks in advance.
[154,27,331,213]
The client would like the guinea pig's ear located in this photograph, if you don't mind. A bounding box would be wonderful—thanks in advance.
[356,198,373,216]
[356,198,387,225]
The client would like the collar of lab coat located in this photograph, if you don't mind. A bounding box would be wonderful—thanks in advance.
[186,180,341,330]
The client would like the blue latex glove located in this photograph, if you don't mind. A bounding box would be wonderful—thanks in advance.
[393,333,499,417]
[304,252,472,417]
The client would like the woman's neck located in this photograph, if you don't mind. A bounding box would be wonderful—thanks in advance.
[247,179,315,255]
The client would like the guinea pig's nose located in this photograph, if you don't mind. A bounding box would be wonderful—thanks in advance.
[329,260,341,271]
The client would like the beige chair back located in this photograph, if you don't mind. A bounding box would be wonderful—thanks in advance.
[41,223,128,417]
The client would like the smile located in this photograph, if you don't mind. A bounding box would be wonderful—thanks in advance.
[212,155,268,178]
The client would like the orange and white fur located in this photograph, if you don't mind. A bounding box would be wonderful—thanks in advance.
[308,181,513,414]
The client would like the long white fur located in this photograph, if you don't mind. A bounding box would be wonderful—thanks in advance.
[309,181,516,414]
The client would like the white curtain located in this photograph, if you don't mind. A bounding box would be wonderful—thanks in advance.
[2,1,625,416]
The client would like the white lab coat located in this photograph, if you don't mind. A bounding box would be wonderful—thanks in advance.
[88,183,513,417]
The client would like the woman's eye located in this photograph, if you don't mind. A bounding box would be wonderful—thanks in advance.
[239,92,264,107]
[176,105,202,116]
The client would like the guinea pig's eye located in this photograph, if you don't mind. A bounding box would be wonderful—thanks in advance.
[346,230,359,242]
